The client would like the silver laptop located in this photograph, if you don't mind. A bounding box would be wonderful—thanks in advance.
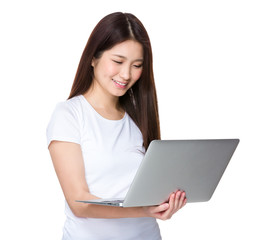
[77,139,239,207]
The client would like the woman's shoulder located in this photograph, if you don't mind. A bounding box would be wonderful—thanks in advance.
[47,96,83,146]
[53,95,83,119]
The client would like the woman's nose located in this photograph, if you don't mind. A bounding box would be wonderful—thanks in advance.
[119,66,131,80]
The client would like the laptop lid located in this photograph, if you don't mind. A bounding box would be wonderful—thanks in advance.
[122,139,239,207]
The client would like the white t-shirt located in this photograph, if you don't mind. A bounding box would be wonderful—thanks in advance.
[46,95,161,240]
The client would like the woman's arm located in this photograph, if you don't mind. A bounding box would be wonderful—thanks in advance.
[48,141,186,219]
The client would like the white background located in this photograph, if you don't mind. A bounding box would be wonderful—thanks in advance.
[1,0,272,239]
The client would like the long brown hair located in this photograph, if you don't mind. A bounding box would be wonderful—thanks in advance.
[68,12,160,149]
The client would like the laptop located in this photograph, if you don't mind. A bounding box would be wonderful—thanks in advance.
[76,139,239,207]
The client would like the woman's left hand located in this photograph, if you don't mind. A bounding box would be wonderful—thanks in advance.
[143,190,187,220]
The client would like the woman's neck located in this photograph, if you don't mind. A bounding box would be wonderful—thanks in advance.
[83,84,125,120]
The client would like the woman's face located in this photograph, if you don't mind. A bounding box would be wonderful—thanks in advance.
[91,40,144,97]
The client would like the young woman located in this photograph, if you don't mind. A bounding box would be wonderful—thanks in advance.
[47,12,187,240]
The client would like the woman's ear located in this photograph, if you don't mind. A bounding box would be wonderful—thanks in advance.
[91,58,95,67]
[91,57,99,67]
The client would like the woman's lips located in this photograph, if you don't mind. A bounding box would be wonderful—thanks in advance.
[112,79,127,89]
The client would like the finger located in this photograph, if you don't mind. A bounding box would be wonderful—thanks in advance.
[152,203,169,214]
[163,193,175,217]
[178,192,186,209]
[179,193,187,209]
[182,197,187,208]
[174,191,181,210]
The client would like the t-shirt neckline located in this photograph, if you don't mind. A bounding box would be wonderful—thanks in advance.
[79,94,127,123]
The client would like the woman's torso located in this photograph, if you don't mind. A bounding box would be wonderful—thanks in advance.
[48,95,161,240]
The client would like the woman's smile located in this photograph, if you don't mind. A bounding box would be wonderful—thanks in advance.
[112,79,128,88]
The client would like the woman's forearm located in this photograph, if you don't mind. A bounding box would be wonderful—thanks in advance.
[68,192,147,219]
[70,190,186,220]
[76,203,146,219]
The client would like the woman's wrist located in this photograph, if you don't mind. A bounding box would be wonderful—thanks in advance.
[126,206,148,218]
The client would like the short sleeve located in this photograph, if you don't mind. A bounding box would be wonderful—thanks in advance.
[46,101,81,148]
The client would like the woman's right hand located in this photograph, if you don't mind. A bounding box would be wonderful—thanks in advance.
[143,190,187,220]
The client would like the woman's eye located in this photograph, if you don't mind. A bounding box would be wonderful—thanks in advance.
[113,60,122,64]
[134,64,143,68]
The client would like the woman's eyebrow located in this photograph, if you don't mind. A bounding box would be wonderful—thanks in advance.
[112,54,143,62]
